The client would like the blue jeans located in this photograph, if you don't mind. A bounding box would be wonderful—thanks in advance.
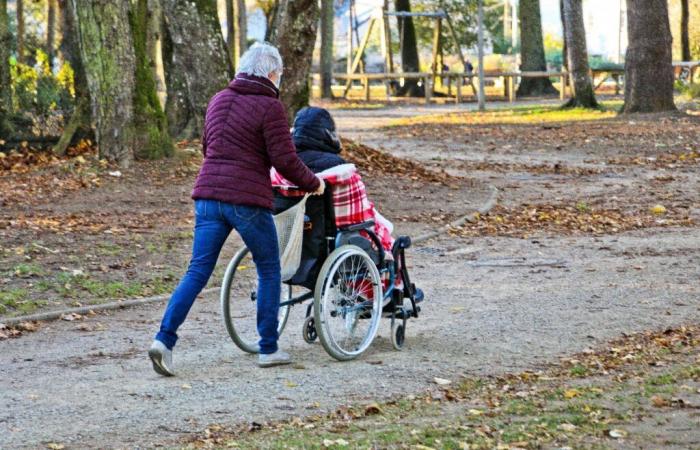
[156,199,281,354]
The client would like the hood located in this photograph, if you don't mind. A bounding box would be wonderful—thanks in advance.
[292,107,341,154]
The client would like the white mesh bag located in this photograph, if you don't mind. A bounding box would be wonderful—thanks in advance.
[274,194,310,281]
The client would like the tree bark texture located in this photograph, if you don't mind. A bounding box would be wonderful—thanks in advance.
[0,0,13,137]
[72,0,136,166]
[516,0,558,96]
[226,0,235,67]
[16,0,24,63]
[235,0,247,62]
[394,0,423,96]
[146,0,167,108]
[559,0,567,71]
[131,0,173,159]
[681,0,691,61]
[320,0,334,98]
[623,0,676,113]
[271,0,319,122]
[54,0,92,154]
[562,0,597,108]
[162,0,232,139]
[47,0,57,70]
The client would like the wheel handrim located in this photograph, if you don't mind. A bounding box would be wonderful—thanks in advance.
[317,247,382,358]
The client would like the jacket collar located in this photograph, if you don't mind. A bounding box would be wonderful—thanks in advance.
[229,73,279,98]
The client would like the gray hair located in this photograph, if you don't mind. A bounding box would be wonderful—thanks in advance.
[236,42,283,78]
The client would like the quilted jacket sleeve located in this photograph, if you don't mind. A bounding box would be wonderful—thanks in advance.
[262,101,320,192]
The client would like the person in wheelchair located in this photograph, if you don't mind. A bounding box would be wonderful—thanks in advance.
[271,107,423,305]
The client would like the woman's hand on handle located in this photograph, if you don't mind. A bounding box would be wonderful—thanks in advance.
[312,176,326,196]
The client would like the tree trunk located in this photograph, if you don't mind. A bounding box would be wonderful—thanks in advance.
[146,0,166,109]
[394,0,423,96]
[131,0,173,159]
[47,0,57,70]
[16,0,24,64]
[54,0,92,155]
[162,0,232,139]
[681,0,691,61]
[271,0,319,122]
[0,0,13,138]
[235,0,247,61]
[516,0,558,96]
[562,0,597,108]
[262,0,278,42]
[226,0,235,67]
[623,0,676,113]
[72,0,136,166]
[559,0,567,71]
[320,0,334,98]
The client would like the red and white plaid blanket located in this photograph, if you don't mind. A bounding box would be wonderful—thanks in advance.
[271,164,395,252]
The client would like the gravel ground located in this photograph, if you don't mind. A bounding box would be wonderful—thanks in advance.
[2,227,699,449]
[1,101,699,449]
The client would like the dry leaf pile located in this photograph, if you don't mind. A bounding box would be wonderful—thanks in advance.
[606,150,700,167]
[341,138,457,184]
[2,210,191,234]
[450,204,694,238]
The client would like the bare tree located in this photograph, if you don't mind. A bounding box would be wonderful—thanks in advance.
[517,0,558,96]
[623,0,676,113]
[320,0,334,98]
[562,0,597,108]
[272,0,319,122]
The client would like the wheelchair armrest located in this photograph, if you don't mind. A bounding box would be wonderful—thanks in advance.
[338,220,375,233]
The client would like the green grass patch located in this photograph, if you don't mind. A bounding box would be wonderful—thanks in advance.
[9,262,45,278]
[54,272,175,300]
[385,101,620,128]
[0,288,47,316]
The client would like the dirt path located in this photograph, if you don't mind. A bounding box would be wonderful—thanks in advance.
[2,103,699,449]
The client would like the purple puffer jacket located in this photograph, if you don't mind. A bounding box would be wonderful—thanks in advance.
[191,74,320,210]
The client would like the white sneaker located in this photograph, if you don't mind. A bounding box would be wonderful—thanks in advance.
[258,350,292,367]
[148,340,175,376]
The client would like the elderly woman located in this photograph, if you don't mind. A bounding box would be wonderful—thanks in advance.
[148,43,324,376]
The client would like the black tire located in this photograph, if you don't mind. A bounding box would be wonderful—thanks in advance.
[221,247,290,353]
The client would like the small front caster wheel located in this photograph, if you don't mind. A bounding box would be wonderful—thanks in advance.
[391,321,405,350]
[302,316,317,344]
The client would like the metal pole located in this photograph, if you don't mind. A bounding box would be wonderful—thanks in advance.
[477,0,486,111]
[617,0,623,64]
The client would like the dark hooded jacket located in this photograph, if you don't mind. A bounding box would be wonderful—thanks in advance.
[292,107,346,173]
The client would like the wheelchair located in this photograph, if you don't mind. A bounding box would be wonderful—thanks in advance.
[220,187,422,361]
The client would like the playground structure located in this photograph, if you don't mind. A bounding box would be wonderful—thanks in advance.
[339,3,478,100]
[320,2,700,104]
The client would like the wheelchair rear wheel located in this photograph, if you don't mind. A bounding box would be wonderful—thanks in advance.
[221,247,291,354]
[314,245,383,361]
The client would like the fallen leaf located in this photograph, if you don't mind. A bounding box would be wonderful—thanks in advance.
[609,429,628,439]
[558,423,577,432]
[651,395,669,407]
[364,402,383,416]
[564,388,580,399]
